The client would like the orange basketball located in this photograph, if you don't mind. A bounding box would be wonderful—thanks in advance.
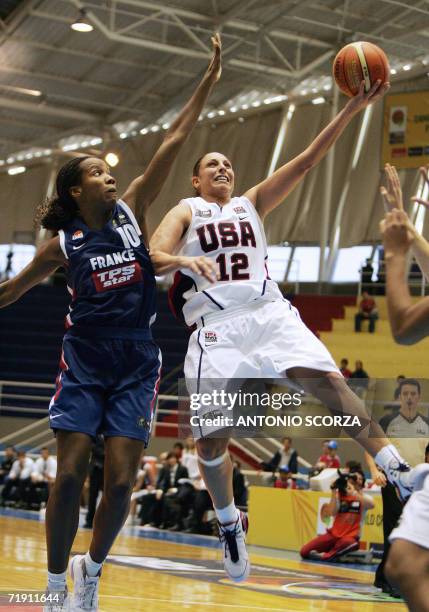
[333,41,390,97]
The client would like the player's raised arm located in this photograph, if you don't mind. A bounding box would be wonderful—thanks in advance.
[381,164,429,282]
[381,209,429,344]
[121,33,222,227]
[244,80,389,219]
[149,204,217,282]
[0,237,65,308]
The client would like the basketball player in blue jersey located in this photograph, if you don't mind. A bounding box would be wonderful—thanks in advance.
[150,80,429,583]
[378,164,429,610]
[0,34,222,612]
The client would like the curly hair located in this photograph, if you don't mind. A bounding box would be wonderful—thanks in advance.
[34,156,91,231]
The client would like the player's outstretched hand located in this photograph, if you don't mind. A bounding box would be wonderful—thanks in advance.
[381,163,404,212]
[380,208,415,256]
[183,256,218,283]
[411,165,429,208]
[205,32,222,83]
[346,79,390,115]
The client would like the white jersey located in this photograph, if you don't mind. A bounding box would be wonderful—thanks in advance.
[169,195,283,326]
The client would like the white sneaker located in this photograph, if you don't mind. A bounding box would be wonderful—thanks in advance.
[43,586,70,612]
[218,511,250,582]
[386,460,429,500]
[69,555,100,611]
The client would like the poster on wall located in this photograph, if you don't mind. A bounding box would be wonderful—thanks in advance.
[382,91,429,169]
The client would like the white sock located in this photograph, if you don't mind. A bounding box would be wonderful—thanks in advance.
[214,500,239,526]
[84,552,103,577]
[374,444,406,470]
[47,570,67,591]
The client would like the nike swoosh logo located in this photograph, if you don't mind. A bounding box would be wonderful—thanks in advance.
[50,414,63,420]
[72,243,86,250]
[238,216,248,220]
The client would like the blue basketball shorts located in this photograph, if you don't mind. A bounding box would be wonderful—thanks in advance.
[48,327,162,446]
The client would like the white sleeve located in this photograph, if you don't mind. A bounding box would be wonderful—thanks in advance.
[8,460,19,479]
[47,458,57,479]
[31,458,43,476]
[20,459,34,480]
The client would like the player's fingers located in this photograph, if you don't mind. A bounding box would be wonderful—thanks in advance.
[411,197,429,209]
[366,78,382,98]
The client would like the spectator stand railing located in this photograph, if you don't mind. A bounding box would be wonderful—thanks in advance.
[358,265,428,297]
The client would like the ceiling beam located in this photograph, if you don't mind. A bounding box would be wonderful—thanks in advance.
[0,64,137,96]
[67,2,210,60]
[7,37,194,82]
[62,0,333,49]
[0,96,99,123]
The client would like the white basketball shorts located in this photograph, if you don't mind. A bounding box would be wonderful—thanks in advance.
[184,299,339,439]
[389,472,429,550]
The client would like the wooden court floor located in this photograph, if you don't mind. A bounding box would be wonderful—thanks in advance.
[0,513,406,612]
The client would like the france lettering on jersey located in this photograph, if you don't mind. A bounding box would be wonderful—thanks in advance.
[169,195,283,326]
[58,199,156,329]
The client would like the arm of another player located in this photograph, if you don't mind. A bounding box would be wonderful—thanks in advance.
[364,451,387,487]
[381,163,429,282]
[121,34,222,228]
[381,209,429,344]
[0,237,65,308]
[149,203,217,283]
[244,80,390,219]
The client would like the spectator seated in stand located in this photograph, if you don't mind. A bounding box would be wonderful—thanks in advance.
[339,358,352,379]
[185,456,248,535]
[260,437,298,475]
[355,291,378,333]
[393,375,406,400]
[1,450,34,508]
[129,454,156,525]
[349,360,370,398]
[84,436,105,529]
[274,465,297,489]
[316,440,341,470]
[30,447,57,508]
[0,446,16,485]
[139,451,188,530]
[301,469,373,562]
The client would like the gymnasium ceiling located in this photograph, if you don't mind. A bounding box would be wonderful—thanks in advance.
[0,0,428,166]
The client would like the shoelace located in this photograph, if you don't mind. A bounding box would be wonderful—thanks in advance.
[219,521,241,563]
[78,578,98,610]
[45,588,67,611]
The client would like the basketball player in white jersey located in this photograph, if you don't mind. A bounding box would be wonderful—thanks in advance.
[150,83,429,582]
[379,164,429,611]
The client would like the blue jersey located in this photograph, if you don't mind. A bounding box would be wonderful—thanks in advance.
[58,199,156,330]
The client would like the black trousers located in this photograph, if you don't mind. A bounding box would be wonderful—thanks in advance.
[375,481,404,584]
[1,477,31,504]
[85,466,104,527]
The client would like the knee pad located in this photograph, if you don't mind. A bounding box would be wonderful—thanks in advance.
[197,450,229,467]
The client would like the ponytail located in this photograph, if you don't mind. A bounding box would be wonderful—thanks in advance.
[34,156,91,231]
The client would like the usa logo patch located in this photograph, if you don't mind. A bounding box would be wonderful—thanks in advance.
[196,209,212,218]
[233,206,246,214]
[72,230,84,241]
[204,331,217,345]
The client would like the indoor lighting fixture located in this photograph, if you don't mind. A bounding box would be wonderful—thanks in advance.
[390,68,397,75]
[8,166,26,175]
[312,97,326,105]
[105,152,119,167]
[402,64,411,71]
[71,8,94,33]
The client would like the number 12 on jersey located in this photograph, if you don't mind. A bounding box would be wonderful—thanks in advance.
[216,253,249,281]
